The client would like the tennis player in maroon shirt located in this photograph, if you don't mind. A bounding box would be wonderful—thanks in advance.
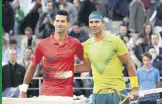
[19,10,83,97]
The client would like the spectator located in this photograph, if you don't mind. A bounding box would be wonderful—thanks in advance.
[25,0,42,16]
[129,0,146,33]
[149,0,160,17]
[68,22,89,43]
[107,0,129,21]
[148,33,162,55]
[3,39,23,65]
[148,48,162,76]
[138,23,153,45]
[137,53,160,104]
[134,36,149,62]
[154,0,162,47]
[154,0,162,28]
[18,47,33,70]
[133,23,153,62]
[78,0,97,26]
[73,0,80,11]
[12,0,25,35]
[2,1,14,35]
[2,49,26,91]
[117,23,131,45]
[21,27,35,52]
[19,3,42,34]
[38,0,55,39]
[58,0,78,25]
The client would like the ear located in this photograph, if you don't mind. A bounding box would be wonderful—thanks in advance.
[102,21,105,27]
[67,22,70,27]
[53,20,56,26]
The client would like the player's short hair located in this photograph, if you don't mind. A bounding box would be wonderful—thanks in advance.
[55,10,69,22]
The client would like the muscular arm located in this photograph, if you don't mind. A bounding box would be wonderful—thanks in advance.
[119,53,137,77]
[75,58,91,73]
[23,62,37,84]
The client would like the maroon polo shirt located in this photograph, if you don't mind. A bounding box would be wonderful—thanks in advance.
[32,33,83,96]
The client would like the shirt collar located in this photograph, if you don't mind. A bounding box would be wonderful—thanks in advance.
[50,32,69,45]
[141,65,154,71]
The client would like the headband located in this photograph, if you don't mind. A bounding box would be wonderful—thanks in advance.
[89,12,104,21]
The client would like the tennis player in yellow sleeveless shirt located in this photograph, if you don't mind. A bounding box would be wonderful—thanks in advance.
[76,11,139,104]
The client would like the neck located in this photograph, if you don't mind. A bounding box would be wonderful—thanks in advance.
[24,58,31,61]
[10,61,16,65]
[144,65,151,70]
[54,33,66,44]
[153,44,158,46]
[94,32,105,42]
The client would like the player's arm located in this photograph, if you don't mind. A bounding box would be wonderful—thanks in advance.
[75,58,91,72]
[119,54,137,77]
[116,37,139,99]
[19,43,42,98]
[75,41,91,73]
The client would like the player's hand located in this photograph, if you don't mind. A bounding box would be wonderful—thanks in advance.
[19,91,27,98]
[129,88,139,100]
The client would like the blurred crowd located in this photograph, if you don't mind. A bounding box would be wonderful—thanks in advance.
[2,0,162,97]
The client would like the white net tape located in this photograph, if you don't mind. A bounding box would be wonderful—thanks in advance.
[2,96,83,104]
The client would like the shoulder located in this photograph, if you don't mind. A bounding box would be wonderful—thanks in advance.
[137,67,143,73]
[105,34,121,40]
[84,37,95,46]
[2,64,8,69]
[37,36,51,45]
[17,64,26,71]
[105,34,124,45]
[153,67,160,73]
[68,36,81,45]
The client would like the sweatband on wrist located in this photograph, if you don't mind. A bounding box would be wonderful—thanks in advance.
[19,84,29,92]
[74,64,76,73]
[130,76,139,88]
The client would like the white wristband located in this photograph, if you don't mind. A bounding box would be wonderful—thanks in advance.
[19,84,29,92]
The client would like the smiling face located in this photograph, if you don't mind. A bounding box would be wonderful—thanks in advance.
[89,18,104,35]
[53,15,69,34]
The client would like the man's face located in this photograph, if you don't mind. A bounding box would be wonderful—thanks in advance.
[46,2,53,11]
[24,49,33,59]
[89,18,104,35]
[73,0,79,8]
[8,50,17,62]
[9,44,17,50]
[120,26,127,35]
[151,34,159,45]
[72,25,80,34]
[143,56,151,66]
[25,30,32,38]
[54,15,69,34]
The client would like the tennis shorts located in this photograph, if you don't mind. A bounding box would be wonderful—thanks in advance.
[92,89,129,104]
